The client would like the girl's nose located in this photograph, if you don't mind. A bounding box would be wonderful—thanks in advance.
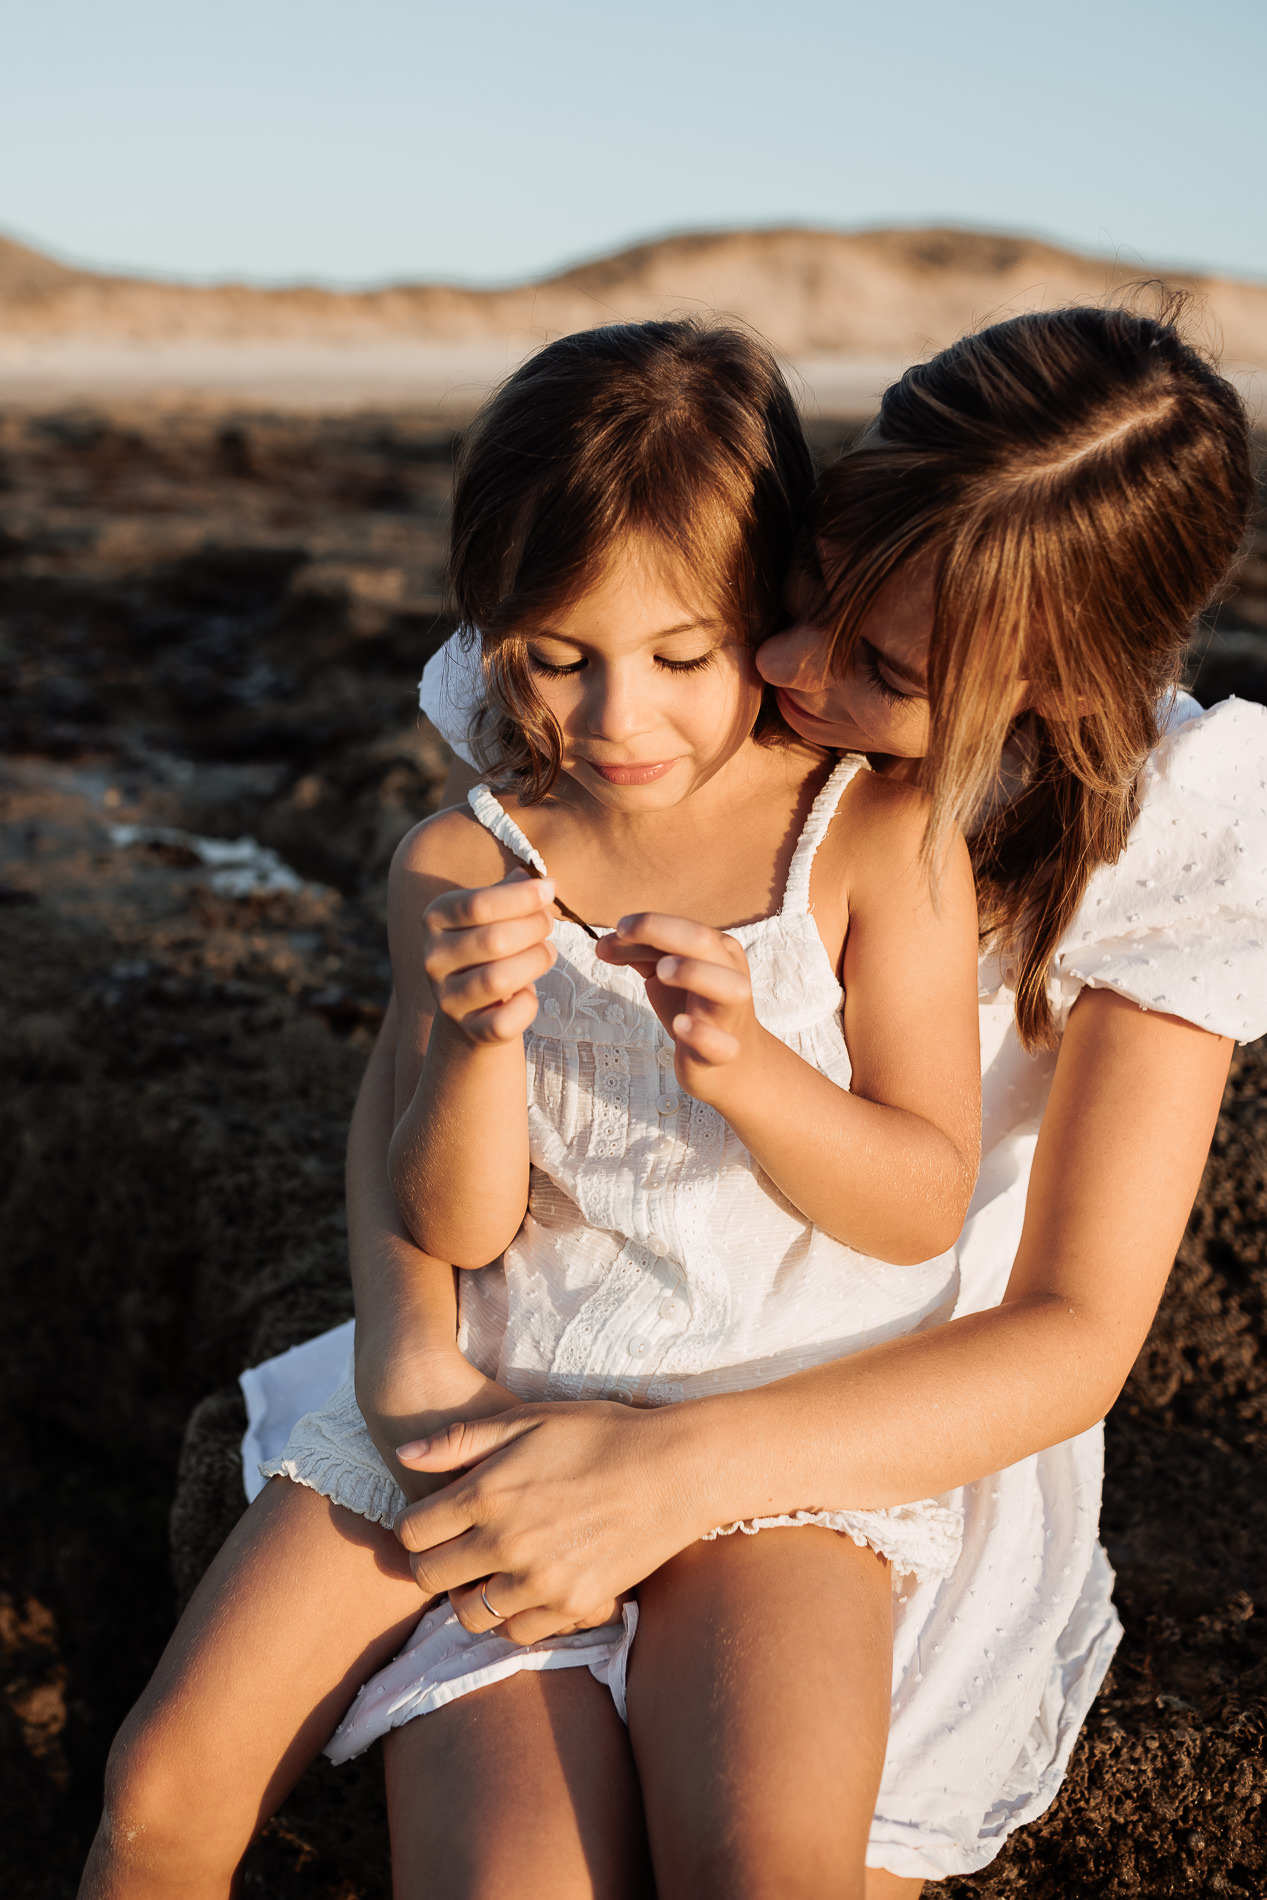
[756,624,829,691]
[583,666,652,741]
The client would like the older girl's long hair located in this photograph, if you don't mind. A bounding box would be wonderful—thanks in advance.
[448,318,815,798]
[809,298,1256,1050]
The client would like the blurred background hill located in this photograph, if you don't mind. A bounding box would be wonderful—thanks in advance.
[2,223,1266,416]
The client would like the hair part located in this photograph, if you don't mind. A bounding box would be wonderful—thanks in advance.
[809,294,1255,1049]
[446,317,815,799]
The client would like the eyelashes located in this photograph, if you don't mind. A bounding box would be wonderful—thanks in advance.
[860,643,914,706]
[656,653,715,675]
[526,651,717,679]
[527,656,583,678]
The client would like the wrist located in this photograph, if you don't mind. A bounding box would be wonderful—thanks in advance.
[641,1391,757,1540]
[430,1007,527,1063]
[685,1022,778,1122]
[354,1331,466,1412]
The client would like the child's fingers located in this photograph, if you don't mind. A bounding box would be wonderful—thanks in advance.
[458,986,542,1046]
[653,954,751,1008]
[427,875,556,935]
[605,913,742,965]
[596,934,666,967]
[593,939,660,979]
[425,909,555,983]
[438,941,555,1018]
[671,1012,743,1067]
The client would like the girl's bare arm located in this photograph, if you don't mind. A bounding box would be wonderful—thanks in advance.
[600,779,981,1263]
[385,812,554,1268]
[347,998,520,1498]
[394,994,1232,1622]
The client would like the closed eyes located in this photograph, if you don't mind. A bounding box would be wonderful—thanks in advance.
[527,650,717,679]
[860,640,917,705]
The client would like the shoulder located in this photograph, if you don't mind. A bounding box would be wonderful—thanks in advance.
[1098,694,1266,889]
[389,801,510,898]
[1050,697,1267,1043]
[827,763,972,902]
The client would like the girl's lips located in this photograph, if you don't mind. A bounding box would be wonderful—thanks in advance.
[584,758,679,785]
[775,687,845,739]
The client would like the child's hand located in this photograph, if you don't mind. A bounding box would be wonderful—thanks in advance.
[596,913,766,1106]
[423,871,557,1046]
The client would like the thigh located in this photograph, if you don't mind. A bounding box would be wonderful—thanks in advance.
[384,1666,652,1900]
[107,1477,428,1851]
[626,1526,894,1900]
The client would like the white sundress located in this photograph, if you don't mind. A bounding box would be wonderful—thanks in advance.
[257,753,967,1765]
[240,643,1267,1881]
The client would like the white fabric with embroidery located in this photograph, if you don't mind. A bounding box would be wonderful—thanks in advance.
[262,753,967,1760]
[452,764,962,1461]
[245,646,1267,1876]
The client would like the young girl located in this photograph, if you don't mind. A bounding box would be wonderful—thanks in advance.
[337,299,1266,1892]
[83,320,983,1900]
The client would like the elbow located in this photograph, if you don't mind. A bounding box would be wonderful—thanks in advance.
[386,1139,423,1245]
[386,1150,517,1270]
[881,1143,978,1265]
[448,1247,505,1273]
[884,1225,962,1267]
[1017,1292,1144,1436]
[890,1193,975,1266]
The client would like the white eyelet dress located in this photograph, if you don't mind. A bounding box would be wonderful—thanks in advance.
[258,754,965,1763]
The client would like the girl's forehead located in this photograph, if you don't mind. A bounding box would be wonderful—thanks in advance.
[548,537,728,641]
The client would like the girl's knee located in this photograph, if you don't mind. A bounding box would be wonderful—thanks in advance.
[88,1706,252,1889]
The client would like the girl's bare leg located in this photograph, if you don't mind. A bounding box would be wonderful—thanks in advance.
[384,1668,652,1900]
[627,1526,894,1900]
[866,1876,924,1898]
[80,1477,430,1899]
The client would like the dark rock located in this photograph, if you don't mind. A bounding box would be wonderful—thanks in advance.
[2,403,1263,1898]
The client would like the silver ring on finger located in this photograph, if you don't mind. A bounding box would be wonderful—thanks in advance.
[480,1580,504,1622]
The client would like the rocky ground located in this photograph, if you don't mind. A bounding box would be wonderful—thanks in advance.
[0,407,1264,1897]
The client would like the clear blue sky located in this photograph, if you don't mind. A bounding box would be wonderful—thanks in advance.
[3,0,1264,287]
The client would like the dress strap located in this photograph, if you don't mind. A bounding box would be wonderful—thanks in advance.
[466,784,550,877]
[780,755,869,916]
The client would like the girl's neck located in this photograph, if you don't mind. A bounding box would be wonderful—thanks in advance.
[504,736,829,932]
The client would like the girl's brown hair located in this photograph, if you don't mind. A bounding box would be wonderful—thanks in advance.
[448,317,815,798]
[809,298,1255,1050]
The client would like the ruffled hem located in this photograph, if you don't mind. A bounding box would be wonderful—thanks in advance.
[257,1450,403,1530]
[257,1376,406,1531]
[702,1499,963,1583]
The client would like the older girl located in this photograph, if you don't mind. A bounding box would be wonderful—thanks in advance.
[351,300,1266,1891]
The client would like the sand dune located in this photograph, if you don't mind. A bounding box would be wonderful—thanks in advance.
[2,225,1265,415]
